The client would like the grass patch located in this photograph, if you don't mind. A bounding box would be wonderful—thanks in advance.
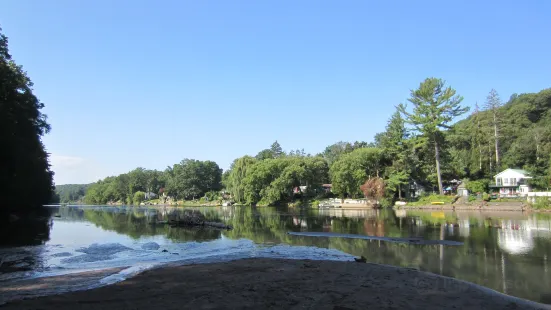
[405,194,455,207]
[531,197,551,210]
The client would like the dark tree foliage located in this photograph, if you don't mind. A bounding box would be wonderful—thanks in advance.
[0,28,54,214]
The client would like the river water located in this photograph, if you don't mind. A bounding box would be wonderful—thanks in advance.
[1,205,550,304]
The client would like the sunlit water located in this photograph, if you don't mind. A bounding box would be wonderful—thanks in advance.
[1,205,551,304]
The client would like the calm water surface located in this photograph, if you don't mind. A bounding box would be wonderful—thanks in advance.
[1,205,550,304]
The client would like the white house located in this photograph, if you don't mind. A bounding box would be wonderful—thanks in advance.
[490,169,532,197]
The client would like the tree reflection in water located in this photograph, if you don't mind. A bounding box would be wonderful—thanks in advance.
[64,205,551,304]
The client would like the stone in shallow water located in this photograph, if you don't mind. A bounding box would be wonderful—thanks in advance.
[141,242,160,250]
[76,243,131,255]
[61,254,115,264]
[50,252,73,258]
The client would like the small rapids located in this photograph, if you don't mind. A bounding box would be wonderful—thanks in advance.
[0,238,353,304]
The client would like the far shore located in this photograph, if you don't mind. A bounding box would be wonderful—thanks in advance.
[50,202,551,213]
[394,201,551,212]
[1,258,549,309]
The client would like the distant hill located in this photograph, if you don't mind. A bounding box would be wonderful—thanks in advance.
[55,184,91,203]
[449,88,551,188]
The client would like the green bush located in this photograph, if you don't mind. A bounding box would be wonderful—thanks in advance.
[482,192,491,202]
[532,197,551,210]
[205,190,220,201]
[379,197,393,208]
[468,195,477,202]
[310,200,320,208]
[133,191,145,205]
[466,180,488,194]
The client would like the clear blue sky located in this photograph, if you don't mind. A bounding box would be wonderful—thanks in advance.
[1,0,550,185]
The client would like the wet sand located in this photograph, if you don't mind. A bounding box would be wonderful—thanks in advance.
[0,267,126,305]
[2,259,550,310]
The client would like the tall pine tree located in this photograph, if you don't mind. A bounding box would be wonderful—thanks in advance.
[380,108,410,199]
[399,78,469,194]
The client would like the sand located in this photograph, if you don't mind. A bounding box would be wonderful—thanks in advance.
[1,258,549,310]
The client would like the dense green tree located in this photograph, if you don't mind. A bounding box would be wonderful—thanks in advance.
[330,148,385,198]
[320,141,354,166]
[165,159,222,199]
[238,156,329,205]
[54,184,90,203]
[255,149,275,160]
[133,191,145,205]
[270,141,284,158]
[399,78,469,194]
[319,141,369,166]
[379,109,410,199]
[449,88,551,189]
[85,167,171,204]
[255,141,285,160]
[226,156,257,203]
[0,28,54,213]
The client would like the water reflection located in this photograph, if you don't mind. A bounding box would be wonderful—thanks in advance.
[0,208,53,276]
[3,205,551,304]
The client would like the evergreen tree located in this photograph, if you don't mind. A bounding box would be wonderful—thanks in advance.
[399,78,469,194]
[380,108,410,199]
[270,141,283,158]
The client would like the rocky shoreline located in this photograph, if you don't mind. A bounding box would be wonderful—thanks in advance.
[1,258,549,309]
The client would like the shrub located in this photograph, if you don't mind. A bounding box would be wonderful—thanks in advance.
[482,192,491,202]
[310,200,320,208]
[468,195,477,202]
[532,197,551,210]
[133,191,145,205]
[466,180,488,194]
[379,197,393,208]
[205,190,220,201]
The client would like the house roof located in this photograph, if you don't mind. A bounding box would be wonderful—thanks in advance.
[494,168,531,178]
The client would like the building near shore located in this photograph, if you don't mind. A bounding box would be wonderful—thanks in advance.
[490,168,532,197]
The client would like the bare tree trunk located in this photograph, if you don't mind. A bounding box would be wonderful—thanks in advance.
[488,140,493,172]
[398,184,402,200]
[476,111,483,171]
[434,138,444,195]
[535,131,541,161]
[493,112,500,169]
[479,146,483,171]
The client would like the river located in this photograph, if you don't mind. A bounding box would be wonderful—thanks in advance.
[1,205,550,304]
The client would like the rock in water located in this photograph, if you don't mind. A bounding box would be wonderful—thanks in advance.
[51,252,73,258]
[141,242,160,250]
[61,254,115,264]
[76,243,131,255]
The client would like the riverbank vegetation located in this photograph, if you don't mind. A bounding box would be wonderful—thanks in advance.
[73,79,551,208]
[1,28,54,215]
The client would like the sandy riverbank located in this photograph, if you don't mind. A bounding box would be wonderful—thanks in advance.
[1,258,549,310]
